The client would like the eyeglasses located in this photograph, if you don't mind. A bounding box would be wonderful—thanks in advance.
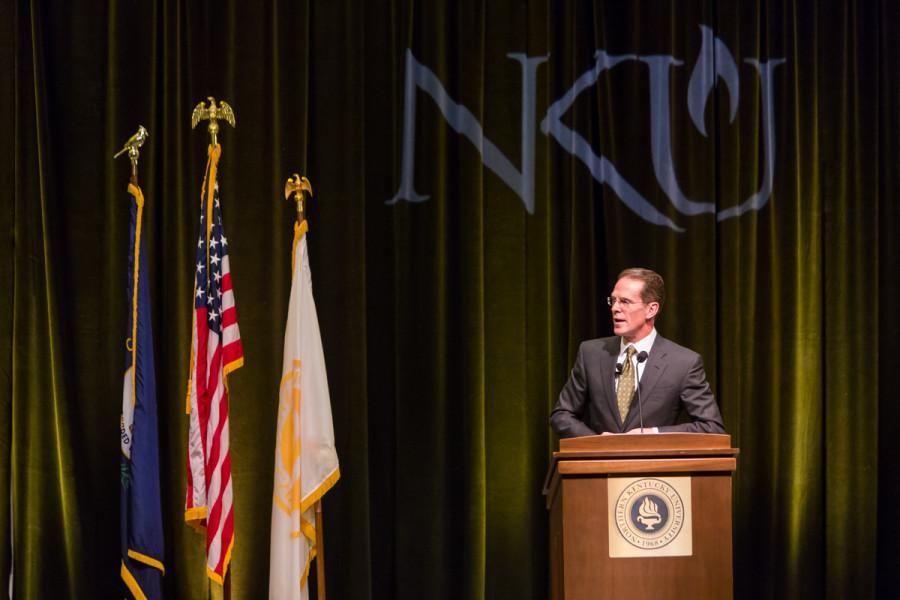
[607,296,645,308]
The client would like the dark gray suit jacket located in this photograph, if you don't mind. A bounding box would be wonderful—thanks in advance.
[550,335,725,437]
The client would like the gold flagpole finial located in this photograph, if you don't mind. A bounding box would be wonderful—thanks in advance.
[284,174,313,225]
[191,97,236,146]
[113,125,149,185]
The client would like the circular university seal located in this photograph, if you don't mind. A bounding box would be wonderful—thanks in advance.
[614,478,685,549]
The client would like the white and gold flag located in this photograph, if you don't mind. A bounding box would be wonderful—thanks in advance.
[269,220,340,600]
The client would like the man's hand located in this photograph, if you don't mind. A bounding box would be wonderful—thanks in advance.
[600,428,658,435]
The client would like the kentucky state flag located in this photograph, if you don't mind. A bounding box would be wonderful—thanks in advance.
[120,183,165,599]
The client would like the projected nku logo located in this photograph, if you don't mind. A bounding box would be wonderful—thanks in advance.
[608,477,693,557]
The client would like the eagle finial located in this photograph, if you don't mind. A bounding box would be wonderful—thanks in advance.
[191,97,236,145]
[285,174,314,225]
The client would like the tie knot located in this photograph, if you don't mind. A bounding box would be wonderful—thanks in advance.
[625,345,636,358]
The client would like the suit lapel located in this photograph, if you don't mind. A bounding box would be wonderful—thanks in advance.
[600,338,622,429]
[623,335,670,429]
[638,335,669,402]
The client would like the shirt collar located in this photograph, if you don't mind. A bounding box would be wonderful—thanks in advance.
[619,327,657,358]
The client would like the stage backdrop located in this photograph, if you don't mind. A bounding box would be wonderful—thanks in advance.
[1,1,898,598]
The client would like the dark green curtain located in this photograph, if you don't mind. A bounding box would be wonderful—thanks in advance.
[1,1,898,598]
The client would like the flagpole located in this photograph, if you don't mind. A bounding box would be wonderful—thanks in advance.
[115,125,168,600]
[284,174,326,600]
[190,99,237,600]
[315,501,326,600]
[113,125,149,185]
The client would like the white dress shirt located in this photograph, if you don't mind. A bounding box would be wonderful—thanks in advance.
[614,327,658,432]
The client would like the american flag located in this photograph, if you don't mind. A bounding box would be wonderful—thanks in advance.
[184,145,243,584]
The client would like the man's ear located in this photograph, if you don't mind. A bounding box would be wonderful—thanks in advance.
[646,302,660,319]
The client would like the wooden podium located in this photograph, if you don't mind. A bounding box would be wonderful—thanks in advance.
[543,433,738,600]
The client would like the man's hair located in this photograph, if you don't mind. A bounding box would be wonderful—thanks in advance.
[617,268,665,307]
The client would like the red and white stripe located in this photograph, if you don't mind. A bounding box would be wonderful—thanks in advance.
[185,168,243,584]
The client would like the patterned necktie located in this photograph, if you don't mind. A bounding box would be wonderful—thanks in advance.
[617,345,637,423]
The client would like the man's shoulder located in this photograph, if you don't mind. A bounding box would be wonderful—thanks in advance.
[652,335,702,362]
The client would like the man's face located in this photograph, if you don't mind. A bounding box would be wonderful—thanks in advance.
[610,277,658,342]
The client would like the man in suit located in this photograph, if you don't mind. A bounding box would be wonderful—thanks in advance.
[550,268,725,437]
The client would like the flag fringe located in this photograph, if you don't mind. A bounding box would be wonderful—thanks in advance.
[300,468,341,515]
[206,534,234,585]
[127,549,165,574]
[121,560,150,600]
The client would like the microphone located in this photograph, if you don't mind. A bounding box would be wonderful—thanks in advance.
[635,351,649,432]
[615,362,623,376]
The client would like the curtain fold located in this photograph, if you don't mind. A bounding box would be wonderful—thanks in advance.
[0,0,15,589]
[877,4,900,597]
[9,1,86,596]
[2,1,897,598]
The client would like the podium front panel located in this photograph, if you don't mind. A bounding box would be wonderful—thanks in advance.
[545,437,737,600]
[555,472,732,600]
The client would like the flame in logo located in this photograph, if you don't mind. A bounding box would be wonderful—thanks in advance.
[636,496,663,531]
